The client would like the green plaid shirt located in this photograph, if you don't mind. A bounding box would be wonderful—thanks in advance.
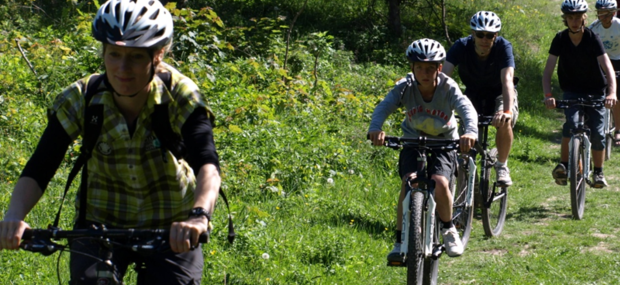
[50,70,212,228]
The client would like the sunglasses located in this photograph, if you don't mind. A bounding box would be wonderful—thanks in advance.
[475,32,496,40]
[597,12,615,17]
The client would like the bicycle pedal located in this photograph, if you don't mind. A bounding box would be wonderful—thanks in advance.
[386,260,406,267]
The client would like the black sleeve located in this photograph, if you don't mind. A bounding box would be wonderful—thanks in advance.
[181,108,220,175]
[20,115,72,192]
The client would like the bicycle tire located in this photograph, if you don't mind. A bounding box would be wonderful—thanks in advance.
[480,148,508,237]
[605,109,615,161]
[570,137,586,220]
[422,219,440,285]
[407,191,425,285]
[453,161,473,249]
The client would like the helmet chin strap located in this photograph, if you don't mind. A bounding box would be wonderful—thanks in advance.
[568,20,585,34]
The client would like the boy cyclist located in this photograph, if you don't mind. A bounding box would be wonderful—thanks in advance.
[368,39,478,260]
[543,0,617,187]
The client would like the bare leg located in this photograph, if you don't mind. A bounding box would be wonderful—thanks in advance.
[432,175,452,223]
[560,137,570,162]
[495,123,513,163]
[592,150,604,168]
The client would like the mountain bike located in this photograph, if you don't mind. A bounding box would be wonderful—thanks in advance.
[378,136,474,285]
[555,98,606,220]
[456,115,508,237]
[604,108,615,161]
[20,224,209,285]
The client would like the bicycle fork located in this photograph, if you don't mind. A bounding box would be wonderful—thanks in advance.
[463,155,477,208]
[400,190,437,259]
[568,135,592,185]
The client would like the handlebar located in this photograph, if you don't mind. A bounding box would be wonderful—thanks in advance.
[555,98,606,109]
[367,134,461,151]
[20,226,210,256]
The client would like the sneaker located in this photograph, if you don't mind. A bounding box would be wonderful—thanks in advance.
[592,172,608,188]
[495,164,513,186]
[386,243,403,263]
[552,164,567,186]
[441,226,464,257]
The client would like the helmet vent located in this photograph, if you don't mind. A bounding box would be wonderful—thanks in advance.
[150,9,160,20]
[114,3,121,26]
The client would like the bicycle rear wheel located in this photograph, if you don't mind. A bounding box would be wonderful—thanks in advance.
[453,160,473,249]
[407,191,425,285]
[480,148,508,237]
[570,137,586,220]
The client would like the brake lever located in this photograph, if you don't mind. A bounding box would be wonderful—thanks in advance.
[20,238,62,256]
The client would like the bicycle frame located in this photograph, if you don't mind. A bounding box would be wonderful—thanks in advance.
[379,136,473,260]
[472,116,497,207]
[556,98,605,186]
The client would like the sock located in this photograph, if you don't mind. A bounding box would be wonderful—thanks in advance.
[441,220,453,229]
[396,230,402,243]
[561,161,568,169]
[594,167,603,174]
[495,160,507,167]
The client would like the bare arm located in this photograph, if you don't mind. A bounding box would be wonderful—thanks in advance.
[492,67,516,128]
[543,54,559,109]
[0,177,43,250]
[170,163,221,253]
[598,53,618,108]
[442,61,456,77]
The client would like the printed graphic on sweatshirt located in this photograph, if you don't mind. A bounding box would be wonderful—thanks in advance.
[405,105,452,136]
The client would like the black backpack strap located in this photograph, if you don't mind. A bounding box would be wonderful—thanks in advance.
[219,188,236,243]
[52,75,105,228]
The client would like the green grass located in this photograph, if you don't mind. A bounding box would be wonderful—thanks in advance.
[2,0,620,284]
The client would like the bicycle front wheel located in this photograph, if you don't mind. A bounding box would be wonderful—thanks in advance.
[407,191,425,285]
[605,109,615,161]
[422,219,440,285]
[570,137,586,220]
[480,148,508,237]
[453,161,473,248]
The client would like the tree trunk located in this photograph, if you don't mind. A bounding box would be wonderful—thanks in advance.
[387,0,402,37]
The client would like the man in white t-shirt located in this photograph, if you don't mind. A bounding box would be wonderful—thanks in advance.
[591,0,620,145]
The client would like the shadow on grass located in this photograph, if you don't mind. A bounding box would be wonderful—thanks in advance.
[325,213,391,237]
[506,205,572,222]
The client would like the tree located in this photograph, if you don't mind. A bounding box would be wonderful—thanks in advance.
[386,0,403,37]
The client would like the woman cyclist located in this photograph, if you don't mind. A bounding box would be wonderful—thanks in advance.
[0,0,220,284]
[368,38,478,260]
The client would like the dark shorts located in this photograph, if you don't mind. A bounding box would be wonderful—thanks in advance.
[561,92,606,151]
[69,223,204,285]
[398,147,457,179]
[468,92,519,128]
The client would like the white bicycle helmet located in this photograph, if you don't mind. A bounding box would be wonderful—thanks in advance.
[469,11,502,33]
[596,0,617,10]
[561,0,589,13]
[406,38,446,63]
[92,0,173,49]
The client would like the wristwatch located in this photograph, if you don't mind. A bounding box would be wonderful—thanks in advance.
[188,207,211,221]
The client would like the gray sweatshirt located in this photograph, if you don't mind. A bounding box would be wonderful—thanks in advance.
[368,72,478,139]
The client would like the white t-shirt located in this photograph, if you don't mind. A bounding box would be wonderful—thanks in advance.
[590,18,620,60]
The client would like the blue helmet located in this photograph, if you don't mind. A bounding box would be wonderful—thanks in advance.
[561,0,589,13]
